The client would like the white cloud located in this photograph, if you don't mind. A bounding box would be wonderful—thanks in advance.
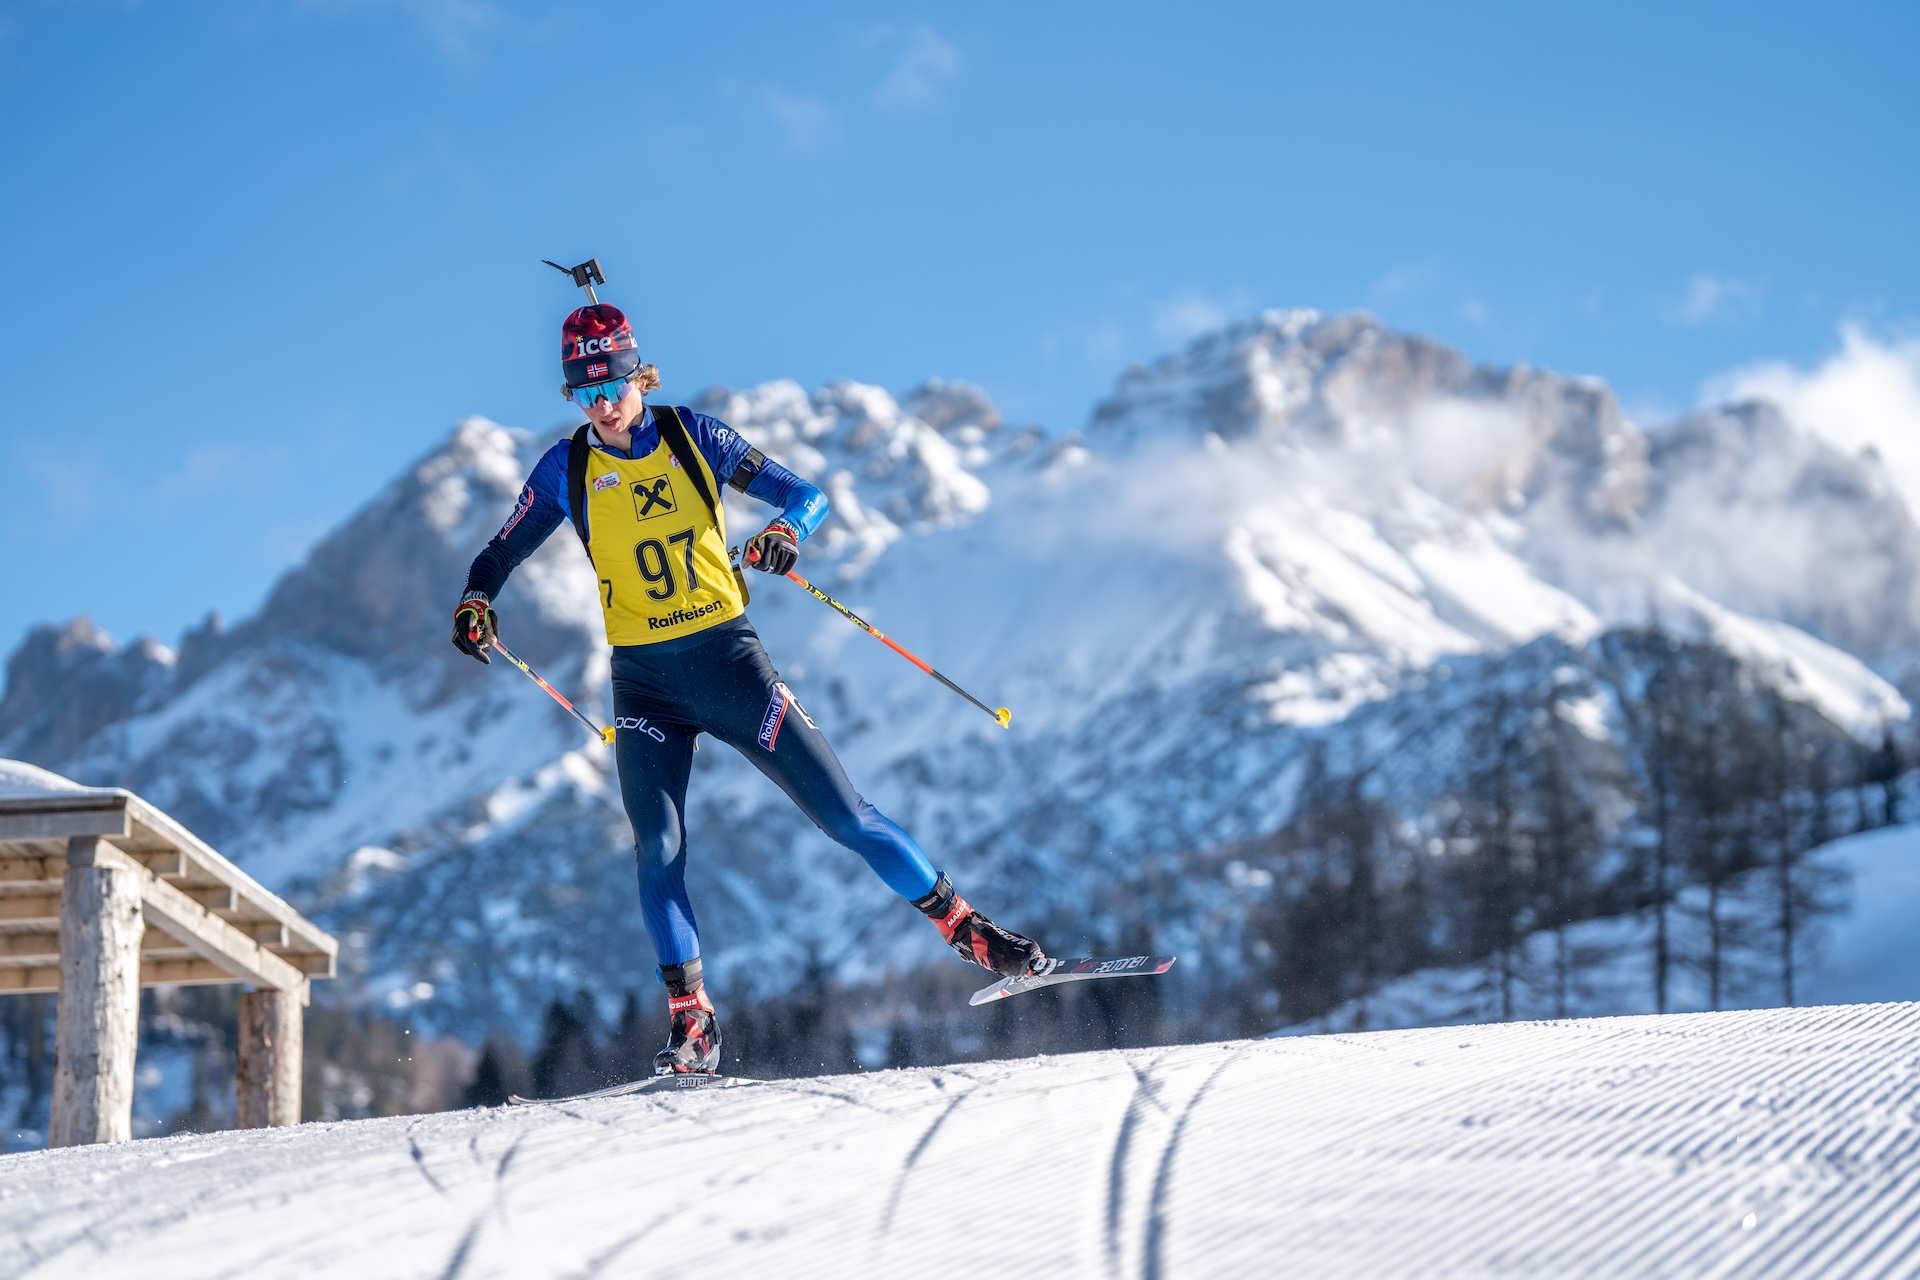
[1671,273,1762,326]
[1152,289,1251,343]
[1707,324,1920,515]
[1152,292,1229,343]
[873,25,962,112]
[1370,266,1435,300]
[761,87,838,152]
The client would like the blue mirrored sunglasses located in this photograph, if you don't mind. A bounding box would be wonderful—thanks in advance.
[567,378,629,409]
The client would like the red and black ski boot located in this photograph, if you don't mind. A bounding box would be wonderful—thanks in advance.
[655,958,722,1075]
[913,874,1046,978]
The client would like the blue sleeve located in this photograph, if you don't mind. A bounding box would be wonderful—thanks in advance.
[680,408,829,541]
[463,440,571,600]
[745,457,829,540]
[680,409,754,488]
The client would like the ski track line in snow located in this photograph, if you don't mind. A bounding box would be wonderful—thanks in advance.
[875,1077,972,1241]
[1103,1055,1172,1280]
[1142,1044,1246,1280]
[2,1004,1919,1277]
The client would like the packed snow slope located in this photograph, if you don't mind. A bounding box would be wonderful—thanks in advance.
[4,1002,1918,1278]
[3,310,1916,1031]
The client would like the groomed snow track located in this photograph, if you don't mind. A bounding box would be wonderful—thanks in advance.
[3,1002,1917,1278]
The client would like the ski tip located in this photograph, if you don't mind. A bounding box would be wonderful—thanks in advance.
[968,983,1010,1007]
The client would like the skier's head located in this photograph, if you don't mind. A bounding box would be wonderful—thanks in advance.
[561,304,646,387]
[560,302,660,428]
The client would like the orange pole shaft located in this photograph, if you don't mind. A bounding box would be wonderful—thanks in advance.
[782,570,1010,728]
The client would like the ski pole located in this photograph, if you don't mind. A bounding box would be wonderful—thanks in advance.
[776,568,1012,729]
[491,638,616,745]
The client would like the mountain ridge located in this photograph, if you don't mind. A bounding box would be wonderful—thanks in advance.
[3,309,1911,1039]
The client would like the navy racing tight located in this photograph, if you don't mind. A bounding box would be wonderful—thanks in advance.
[611,616,939,968]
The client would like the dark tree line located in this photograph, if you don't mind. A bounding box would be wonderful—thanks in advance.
[1248,629,1898,1031]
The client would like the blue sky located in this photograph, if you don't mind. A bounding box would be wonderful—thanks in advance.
[1,1,1915,663]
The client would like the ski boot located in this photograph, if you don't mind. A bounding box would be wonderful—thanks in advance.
[655,958,722,1075]
[913,874,1046,978]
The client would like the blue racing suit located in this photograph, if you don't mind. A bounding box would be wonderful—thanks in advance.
[463,405,940,969]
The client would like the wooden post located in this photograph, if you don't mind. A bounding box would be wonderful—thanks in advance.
[48,836,144,1147]
[237,985,304,1127]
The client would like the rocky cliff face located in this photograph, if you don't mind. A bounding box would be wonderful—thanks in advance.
[3,311,1910,1038]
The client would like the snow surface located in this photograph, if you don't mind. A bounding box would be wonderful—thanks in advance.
[3,1002,1917,1278]
[0,759,118,802]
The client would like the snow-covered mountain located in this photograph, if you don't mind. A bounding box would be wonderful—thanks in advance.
[3,310,1912,1038]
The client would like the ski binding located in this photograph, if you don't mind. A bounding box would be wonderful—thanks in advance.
[969,954,1176,1005]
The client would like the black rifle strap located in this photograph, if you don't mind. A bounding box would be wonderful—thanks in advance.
[566,423,592,552]
[654,404,752,605]
[651,404,720,521]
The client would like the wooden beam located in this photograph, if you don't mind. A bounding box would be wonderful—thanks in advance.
[0,932,60,960]
[133,849,186,878]
[0,856,63,885]
[0,894,60,921]
[292,951,336,977]
[0,794,131,816]
[0,804,130,843]
[49,836,143,1147]
[138,957,242,987]
[242,921,290,947]
[185,885,237,911]
[0,958,301,992]
[0,964,61,993]
[138,873,306,993]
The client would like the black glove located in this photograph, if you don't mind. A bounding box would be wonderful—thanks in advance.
[452,593,497,663]
[743,520,799,575]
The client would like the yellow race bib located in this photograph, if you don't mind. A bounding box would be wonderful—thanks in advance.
[583,434,744,645]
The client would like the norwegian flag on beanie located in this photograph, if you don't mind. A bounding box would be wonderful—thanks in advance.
[561,303,641,388]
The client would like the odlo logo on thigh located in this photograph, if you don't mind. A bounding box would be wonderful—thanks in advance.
[614,716,667,743]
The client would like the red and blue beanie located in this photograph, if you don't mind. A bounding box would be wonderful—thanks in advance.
[561,304,641,388]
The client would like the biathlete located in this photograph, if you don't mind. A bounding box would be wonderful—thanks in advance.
[451,297,1045,1074]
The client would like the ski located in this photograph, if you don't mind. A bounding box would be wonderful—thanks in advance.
[969,955,1177,1006]
[508,1074,756,1105]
